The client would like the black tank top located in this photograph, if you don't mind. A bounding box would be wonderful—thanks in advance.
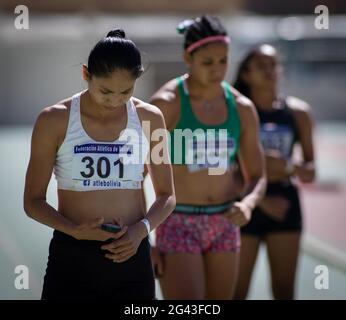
[257,97,299,161]
[257,97,299,194]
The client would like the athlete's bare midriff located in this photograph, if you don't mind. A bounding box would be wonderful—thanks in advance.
[167,81,240,205]
[57,189,146,225]
[172,165,239,205]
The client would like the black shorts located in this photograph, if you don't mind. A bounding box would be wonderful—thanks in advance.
[241,182,302,238]
[41,230,155,300]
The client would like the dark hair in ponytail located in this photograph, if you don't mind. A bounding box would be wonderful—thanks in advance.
[106,29,125,38]
[177,15,227,54]
[87,28,143,78]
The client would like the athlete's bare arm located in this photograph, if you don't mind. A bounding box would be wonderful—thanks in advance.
[137,100,176,231]
[287,96,315,183]
[225,88,267,226]
[149,79,180,131]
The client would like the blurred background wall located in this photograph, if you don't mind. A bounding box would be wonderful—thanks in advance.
[1,0,346,124]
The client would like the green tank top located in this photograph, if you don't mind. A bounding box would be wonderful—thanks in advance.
[169,76,241,171]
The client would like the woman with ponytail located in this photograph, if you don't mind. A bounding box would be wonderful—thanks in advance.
[149,16,266,299]
[24,29,175,300]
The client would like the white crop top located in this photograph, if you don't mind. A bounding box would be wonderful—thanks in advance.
[54,92,150,191]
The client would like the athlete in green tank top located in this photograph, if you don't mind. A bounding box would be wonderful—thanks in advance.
[170,76,241,172]
[148,15,266,301]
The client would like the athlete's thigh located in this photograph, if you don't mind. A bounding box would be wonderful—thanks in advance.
[265,232,301,299]
[204,251,240,300]
[159,253,205,300]
[234,234,261,300]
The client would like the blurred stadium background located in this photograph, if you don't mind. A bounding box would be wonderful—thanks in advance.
[0,0,345,299]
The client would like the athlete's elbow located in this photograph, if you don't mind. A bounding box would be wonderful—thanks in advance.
[258,175,267,198]
[156,190,176,211]
[23,196,41,219]
[167,193,176,212]
[164,193,176,220]
[247,174,267,197]
[247,172,267,186]
[23,198,35,218]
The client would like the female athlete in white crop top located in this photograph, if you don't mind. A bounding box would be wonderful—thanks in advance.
[23,29,176,300]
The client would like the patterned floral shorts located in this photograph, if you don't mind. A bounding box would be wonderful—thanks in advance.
[156,210,241,254]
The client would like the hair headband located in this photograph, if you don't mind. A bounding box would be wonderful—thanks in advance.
[186,35,230,53]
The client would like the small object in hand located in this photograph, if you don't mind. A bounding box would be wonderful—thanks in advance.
[101,223,122,233]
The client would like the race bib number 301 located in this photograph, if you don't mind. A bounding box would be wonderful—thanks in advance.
[72,143,137,182]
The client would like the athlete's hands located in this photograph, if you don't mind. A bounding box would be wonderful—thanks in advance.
[150,246,164,278]
[224,201,252,227]
[101,222,147,263]
[293,163,316,183]
[72,217,127,241]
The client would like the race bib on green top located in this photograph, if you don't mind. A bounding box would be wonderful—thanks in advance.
[186,132,236,173]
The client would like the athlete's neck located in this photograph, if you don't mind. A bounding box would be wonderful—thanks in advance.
[186,74,224,100]
[250,87,279,111]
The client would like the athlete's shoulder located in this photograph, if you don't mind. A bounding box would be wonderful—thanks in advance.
[150,78,180,106]
[226,84,259,131]
[149,77,182,129]
[228,84,256,113]
[286,96,313,125]
[34,97,72,138]
[286,96,312,114]
[38,99,69,122]
[132,98,165,127]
